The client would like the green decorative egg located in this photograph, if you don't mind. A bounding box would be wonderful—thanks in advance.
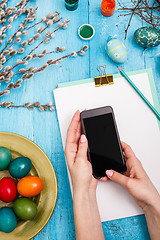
[134,27,160,48]
[13,198,37,220]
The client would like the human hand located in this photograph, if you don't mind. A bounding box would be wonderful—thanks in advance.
[65,111,104,240]
[102,142,160,210]
[65,110,97,195]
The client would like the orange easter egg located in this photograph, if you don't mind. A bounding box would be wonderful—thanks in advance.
[17,176,43,197]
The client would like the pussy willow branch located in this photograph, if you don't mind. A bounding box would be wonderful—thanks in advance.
[25,17,41,31]
[0,101,55,111]
[0,0,8,7]
[0,46,88,97]
[3,46,65,80]
[0,0,8,10]
[11,47,66,78]
[0,18,65,81]
[1,17,39,54]
[22,18,65,59]
[0,0,31,39]
[0,0,26,23]
[1,44,74,83]
[0,9,57,58]
[0,7,38,55]
[3,16,62,66]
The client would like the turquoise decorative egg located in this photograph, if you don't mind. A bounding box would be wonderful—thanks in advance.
[0,207,17,233]
[0,146,12,171]
[105,39,127,63]
[135,27,160,48]
[9,157,32,178]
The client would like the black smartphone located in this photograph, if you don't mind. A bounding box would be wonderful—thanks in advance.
[80,106,126,179]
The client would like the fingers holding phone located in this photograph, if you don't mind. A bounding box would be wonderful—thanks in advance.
[65,111,97,193]
[104,143,160,210]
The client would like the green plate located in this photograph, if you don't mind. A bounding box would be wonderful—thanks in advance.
[0,132,58,240]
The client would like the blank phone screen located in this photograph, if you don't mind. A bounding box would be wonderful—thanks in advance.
[83,113,125,178]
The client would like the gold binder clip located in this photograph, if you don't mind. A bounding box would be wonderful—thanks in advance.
[94,64,113,87]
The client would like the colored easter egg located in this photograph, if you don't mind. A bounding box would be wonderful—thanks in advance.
[17,176,43,197]
[13,198,37,220]
[0,207,17,233]
[0,146,12,171]
[105,39,127,63]
[9,157,32,178]
[135,27,160,48]
[0,177,17,203]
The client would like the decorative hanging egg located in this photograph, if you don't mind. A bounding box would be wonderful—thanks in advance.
[105,39,127,63]
[134,27,160,48]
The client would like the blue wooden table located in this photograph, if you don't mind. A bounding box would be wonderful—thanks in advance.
[0,0,160,239]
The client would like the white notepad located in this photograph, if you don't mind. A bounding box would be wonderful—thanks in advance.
[53,69,160,222]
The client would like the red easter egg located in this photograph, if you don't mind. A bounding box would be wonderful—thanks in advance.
[0,177,17,203]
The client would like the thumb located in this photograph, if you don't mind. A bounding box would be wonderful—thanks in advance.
[76,134,88,160]
[106,170,128,187]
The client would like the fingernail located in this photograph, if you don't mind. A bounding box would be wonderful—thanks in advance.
[106,170,113,177]
[80,134,86,143]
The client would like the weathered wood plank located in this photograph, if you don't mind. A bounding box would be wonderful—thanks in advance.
[0,0,159,239]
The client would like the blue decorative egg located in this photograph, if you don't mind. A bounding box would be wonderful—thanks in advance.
[9,157,32,178]
[105,39,127,63]
[135,27,160,48]
[0,207,17,233]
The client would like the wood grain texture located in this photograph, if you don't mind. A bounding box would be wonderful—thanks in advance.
[0,0,159,239]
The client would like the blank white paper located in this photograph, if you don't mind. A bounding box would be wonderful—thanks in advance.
[54,72,160,222]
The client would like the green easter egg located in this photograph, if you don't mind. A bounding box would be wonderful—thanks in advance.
[0,146,12,170]
[13,198,37,220]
